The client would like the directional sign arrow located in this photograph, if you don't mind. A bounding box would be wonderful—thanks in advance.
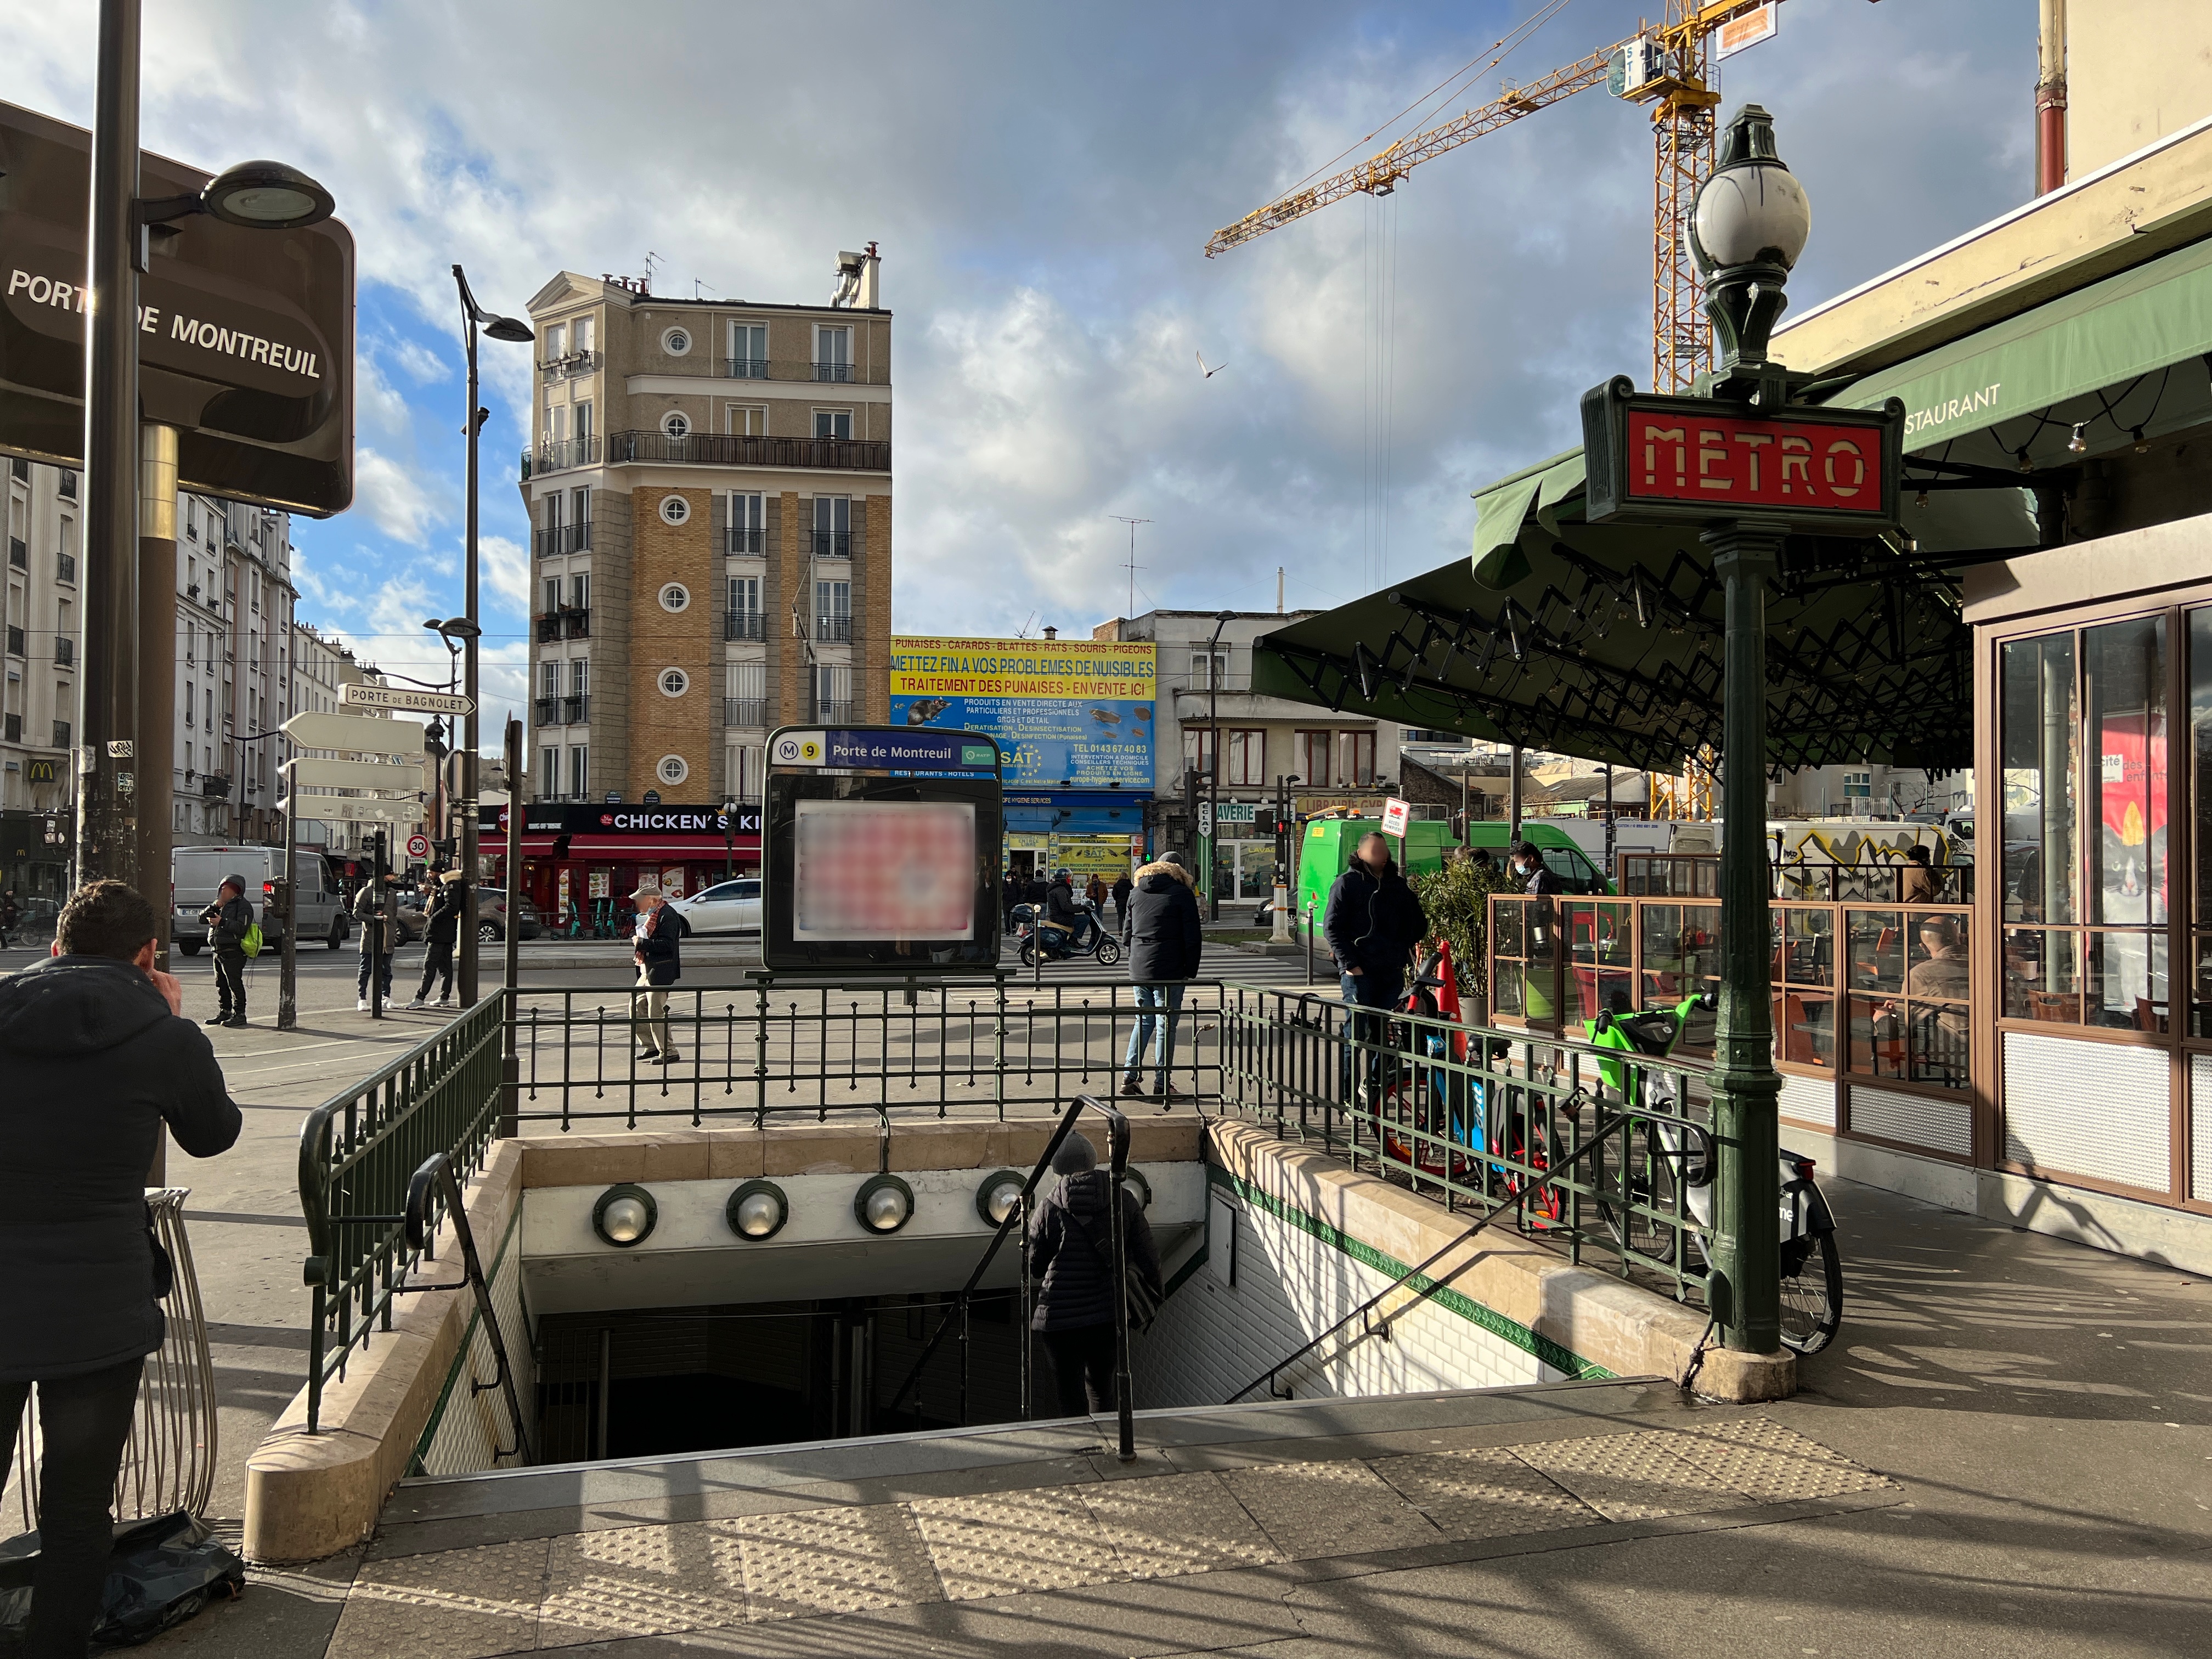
[280,794,423,823]
[283,756,424,791]
[280,709,426,754]
[341,682,475,716]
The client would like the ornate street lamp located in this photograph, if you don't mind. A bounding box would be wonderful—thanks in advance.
[1690,104,1812,399]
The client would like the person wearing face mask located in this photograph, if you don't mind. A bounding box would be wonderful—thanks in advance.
[1508,840,1564,896]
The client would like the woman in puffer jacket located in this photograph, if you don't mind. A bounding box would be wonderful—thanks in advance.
[1027,1132,1163,1415]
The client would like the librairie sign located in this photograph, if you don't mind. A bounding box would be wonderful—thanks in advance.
[0,100,354,516]
[1580,376,1905,533]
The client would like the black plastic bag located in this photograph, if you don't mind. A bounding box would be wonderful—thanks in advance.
[0,1510,243,1650]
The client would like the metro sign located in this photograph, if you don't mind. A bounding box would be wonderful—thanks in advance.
[1581,376,1904,534]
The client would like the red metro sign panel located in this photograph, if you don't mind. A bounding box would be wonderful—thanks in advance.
[1581,376,1904,533]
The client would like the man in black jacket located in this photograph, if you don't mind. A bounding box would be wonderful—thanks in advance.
[406,870,467,1011]
[1026,1132,1163,1417]
[1120,852,1202,1104]
[197,873,254,1028]
[353,872,400,1012]
[1110,870,1133,925]
[1324,833,1429,1097]
[0,880,240,1658]
[630,882,690,1064]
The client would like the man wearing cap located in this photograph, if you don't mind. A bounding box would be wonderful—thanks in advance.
[406,871,467,1011]
[353,872,402,1012]
[630,882,691,1065]
[196,873,255,1028]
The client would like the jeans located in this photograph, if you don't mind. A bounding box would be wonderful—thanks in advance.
[631,977,671,1054]
[0,1357,145,1658]
[356,947,393,1000]
[1123,982,1184,1088]
[1040,1322,1119,1416]
[1340,968,1402,1098]
[414,936,454,1002]
[212,949,247,1017]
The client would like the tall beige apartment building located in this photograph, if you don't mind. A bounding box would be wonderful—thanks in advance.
[519,249,892,805]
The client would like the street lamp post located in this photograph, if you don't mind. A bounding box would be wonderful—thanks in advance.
[424,616,478,864]
[1204,610,1234,921]
[721,797,738,881]
[450,268,533,1006]
[1269,772,1300,944]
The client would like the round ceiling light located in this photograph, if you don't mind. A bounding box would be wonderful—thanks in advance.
[975,1169,1026,1227]
[854,1173,915,1235]
[203,160,336,230]
[726,1180,789,1240]
[1120,1166,1153,1211]
[591,1183,658,1248]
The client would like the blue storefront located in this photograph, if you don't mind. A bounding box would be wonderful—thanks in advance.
[1002,788,1150,885]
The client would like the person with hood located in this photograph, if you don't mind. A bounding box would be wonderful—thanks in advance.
[0,879,240,1658]
[1121,851,1202,1103]
[1110,869,1133,924]
[630,882,690,1064]
[1026,1132,1163,1417]
[1324,832,1429,1097]
[353,871,401,1011]
[196,872,255,1028]
[407,870,467,1011]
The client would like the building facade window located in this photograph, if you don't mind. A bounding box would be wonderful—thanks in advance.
[812,495,850,556]
[661,326,691,357]
[540,746,559,800]
[1296,730,1333,787]
[812,409,853,441]
[814,664,851,720]
[1343,730,1376,786]
[1182,727,1217,780]
[729,323,767,377]
[569,744,589,799]
[727,660,766,728]
[816,579,851,641]
[815,325,851,381]
[726,490,765,552]
[726,404,765,436]
[1226,728,1265,787]
[1189,648,1228,690]
[662,410,691,438]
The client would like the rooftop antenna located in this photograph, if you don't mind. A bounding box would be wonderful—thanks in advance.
[693,278,716,299]
[1276,565,1285,613]
[642,250,664,294]
[1108,516,1149,619]
[1015,610,1040,639]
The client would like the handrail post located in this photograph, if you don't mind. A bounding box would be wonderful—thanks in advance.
[1107,1105,1135,1463]
[405,1152,534,1464]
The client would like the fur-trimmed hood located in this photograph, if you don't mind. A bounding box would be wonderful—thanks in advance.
[1132,858,1194,890]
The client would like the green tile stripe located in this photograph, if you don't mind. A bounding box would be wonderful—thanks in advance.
[407,1200,527,1476]
[1206,1164,1611,1381]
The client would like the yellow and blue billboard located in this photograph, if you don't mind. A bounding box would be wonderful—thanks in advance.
[889,637,1155,791]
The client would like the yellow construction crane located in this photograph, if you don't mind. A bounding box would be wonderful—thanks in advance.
[1207,1,1828,395]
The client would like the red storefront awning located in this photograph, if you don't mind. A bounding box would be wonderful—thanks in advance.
[507,835,759,859]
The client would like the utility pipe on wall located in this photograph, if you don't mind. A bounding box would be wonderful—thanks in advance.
[2036,0,2068,196]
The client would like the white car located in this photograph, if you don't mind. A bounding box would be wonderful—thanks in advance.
[669,878,761,935]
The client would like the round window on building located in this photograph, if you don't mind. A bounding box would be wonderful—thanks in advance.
[662,327,691,357]
[659,582,690,613]
[658,668,690,699]
[658,494,690,526]
[662,410,690,439]
[657,754,690,786]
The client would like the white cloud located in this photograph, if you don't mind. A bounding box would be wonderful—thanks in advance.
[479,535,529,613]
[352,449,440,544]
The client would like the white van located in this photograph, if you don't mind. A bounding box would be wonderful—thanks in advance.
[172,845,349,955]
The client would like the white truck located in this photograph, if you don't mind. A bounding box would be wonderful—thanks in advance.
[172,845,349,955]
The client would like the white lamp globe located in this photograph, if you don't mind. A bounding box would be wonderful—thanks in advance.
[735,1191,781,1238]
[601,1196,650,1243]
[865,1184,910,1231]
[1693,164,1811,271]
[985,1180,1022,1225]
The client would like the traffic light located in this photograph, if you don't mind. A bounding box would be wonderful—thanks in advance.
[263,879,291,921]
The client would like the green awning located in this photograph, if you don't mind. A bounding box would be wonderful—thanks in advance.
[1837,232,2212,467]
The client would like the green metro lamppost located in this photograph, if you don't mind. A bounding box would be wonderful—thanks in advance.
[1581,105,1904,1359]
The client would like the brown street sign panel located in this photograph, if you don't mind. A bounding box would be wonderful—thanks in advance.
[1581,375,1904,535]
[0,100,353,516]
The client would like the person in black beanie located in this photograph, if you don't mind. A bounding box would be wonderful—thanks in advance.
[1025,1131,1162,1417]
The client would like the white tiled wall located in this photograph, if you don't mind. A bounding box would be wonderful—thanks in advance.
[414,1212,537,1476]
[1133,1177,1577,1409]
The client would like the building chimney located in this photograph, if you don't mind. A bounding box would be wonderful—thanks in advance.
[858,242,881,309]
[2035,0,2068,195]
[1041,625,1058,641]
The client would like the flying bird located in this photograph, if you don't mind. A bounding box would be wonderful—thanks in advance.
[1197,350,1228,379]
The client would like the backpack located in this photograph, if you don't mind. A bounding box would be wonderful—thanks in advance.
[240,923,264,960]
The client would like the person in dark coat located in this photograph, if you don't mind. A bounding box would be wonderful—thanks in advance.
[1121,852,1203,1103]
[1508,839,1564,896]
[197,872,255,1028]
[1002,871,1024,934]
[353,872,401,1011]
[630,882,691,1064]
[1024,871,1049,908]
[1026,1132,1163,1417]
[407,870,466,1010]
[0,887,20,947]
[1324,832,1429,1097]
[0,879,240,1659]
[1110,870,1133,924]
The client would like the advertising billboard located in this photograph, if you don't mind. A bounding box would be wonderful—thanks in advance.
[889,637,1155,789]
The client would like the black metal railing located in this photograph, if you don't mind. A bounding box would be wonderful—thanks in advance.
[534,614,561,644]
[7,538,24,570]
[201,775,230,799]
[533,697,559,726]
[535,523,591,557]
[562,694,589,724]
[724,611,765,641]
[399,1152,532,1463]
[56,552,75,585]
[723,356,771,380]
[812,359,854,382]
[58,470,77,500]
[1,714,15,743]
[538,349,601,379]
[814,698,854,723]
[523,436,600,478]
[562,608,590,640]
[4,625,22,657]
[723,698,765,727]
[51,721,70,748]
[816,613,852,642]
[54,636,74,667]
[605,430,889,471]
[1214,984,1715,1310]
[811,529,853,557]
[297,996,506,1433]
[726,527,765,555]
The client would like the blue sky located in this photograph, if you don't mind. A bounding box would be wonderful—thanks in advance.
[10,0,2033,754]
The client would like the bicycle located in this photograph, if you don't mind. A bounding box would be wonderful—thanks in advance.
[1582,991,1843,1356]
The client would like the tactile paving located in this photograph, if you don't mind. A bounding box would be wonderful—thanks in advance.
[1217,1458,1446,1560]
[1370,1445,1607,1540]
[333,1537,547,1659]
[1076,1470,1285,1578]
[538,1521,747,1645]
[724,1503,946,1621]
[1509,1429,1748,1521]
[910,1486,1128,1600]
[1666,1414,1901,1502]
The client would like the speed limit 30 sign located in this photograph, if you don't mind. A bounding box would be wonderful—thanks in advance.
[406,833,430,860]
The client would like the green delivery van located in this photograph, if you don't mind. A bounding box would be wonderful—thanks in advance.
[1291,817,1611,924]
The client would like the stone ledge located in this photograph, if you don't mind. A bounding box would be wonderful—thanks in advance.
[1206,1119,1793,1404]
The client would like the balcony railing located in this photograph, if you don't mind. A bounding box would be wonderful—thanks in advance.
[604,430,888,472]
[723,356,771,380]
[811,530,853,557]
[538,349,601,380]
[814,699,854,724]
[522,436,601,478]
[56,552,75,585]
[726,527,765,555]
[201,774,231,799]
[816,614,852,643]
[534,613,561,644]
[562,608,590,640]
[4,626,22,658]
[58,470,77,500]
[533,696,559,726]
[724,611,765,642]
[2,713,18,743]
[724,698,766,728]
[536,523,591,557]
[51,721,70,748]
[812,359,854,382]
[563,694,589,724]
[8,538,24,569]
[54,635,73,668]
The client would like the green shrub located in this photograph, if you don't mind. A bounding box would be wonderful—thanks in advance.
[1412,856,1516,1000]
